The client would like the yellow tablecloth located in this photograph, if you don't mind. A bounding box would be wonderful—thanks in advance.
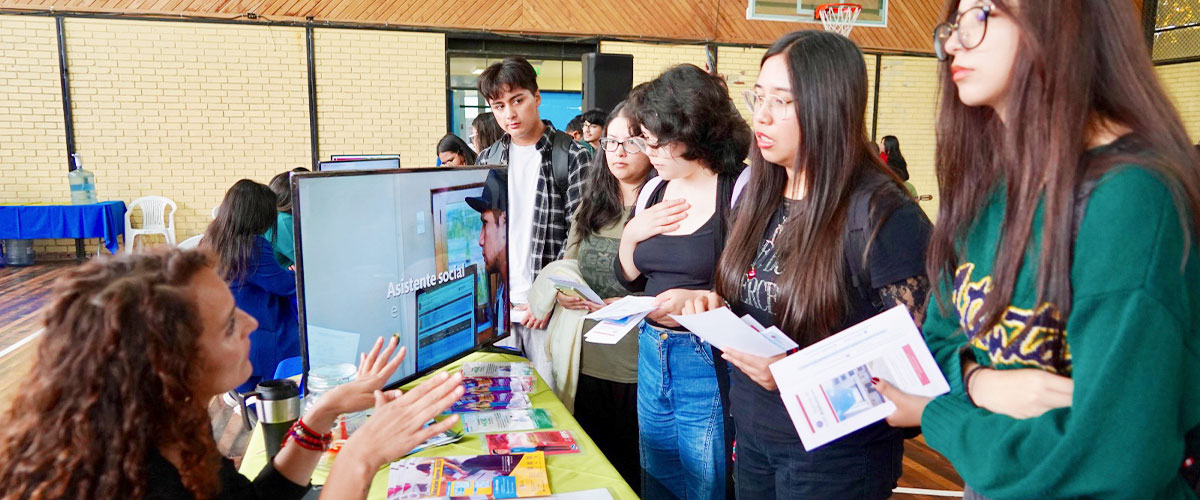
[238,352,638,500]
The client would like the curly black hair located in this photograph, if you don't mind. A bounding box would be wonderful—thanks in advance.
[627,64,751,175]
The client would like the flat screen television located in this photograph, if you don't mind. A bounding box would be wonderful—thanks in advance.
[330,154,401,161]
[317,158,401,172]
[291,166,509,389]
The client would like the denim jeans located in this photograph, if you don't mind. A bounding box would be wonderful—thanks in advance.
[734,418,903,500]
[638,322,726,500]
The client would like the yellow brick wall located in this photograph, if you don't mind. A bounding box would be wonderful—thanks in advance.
[874,56,940,220]
[314,29,445,168]
[716,46,767,123]
[64,18,311,250]
[600,41,708,87]
[0,16,73,255]
[1157,62,1200,143]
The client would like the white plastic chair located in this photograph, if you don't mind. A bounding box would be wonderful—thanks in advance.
[124,196,177,253]
[177,234,203,250]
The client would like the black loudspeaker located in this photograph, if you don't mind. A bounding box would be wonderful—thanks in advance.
[582,53,634,114]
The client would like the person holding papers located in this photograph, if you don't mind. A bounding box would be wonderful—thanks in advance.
[615,64,752,500]
[681,31,932,499]
[872,2,1200,499]
[554,101,653,493]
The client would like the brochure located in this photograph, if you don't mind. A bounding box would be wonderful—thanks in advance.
[583,296,658,321]
[449,392,533,413]
[463,376,536,395]
[484,431,579,455]
[668,307,799,357]
[461,362,535,379]
[386,451,551,499]
[583,312,645,345]
[406,420,465,456]
[769,305,950,451]
[548,276,605,305]
[460,409,554,434]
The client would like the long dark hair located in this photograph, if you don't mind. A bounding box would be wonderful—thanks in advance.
[881,135,909,181]
[715,30,906,345]
[573,102,650,242]
[627,64,751,175]
[437,133,478,165]
[928,0,1200,358]
[203,179,277,282]
[472,112,504,152]
[0,249,220,500]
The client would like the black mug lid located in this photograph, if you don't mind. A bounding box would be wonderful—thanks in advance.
[255,379,299,401]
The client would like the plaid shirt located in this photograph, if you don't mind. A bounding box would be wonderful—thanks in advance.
[479,120,592,280]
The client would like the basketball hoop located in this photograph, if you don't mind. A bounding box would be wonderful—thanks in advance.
[814,3,862,37]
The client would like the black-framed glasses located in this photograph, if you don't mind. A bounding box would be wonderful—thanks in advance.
[599,137,646,154]
[932,4,992,61]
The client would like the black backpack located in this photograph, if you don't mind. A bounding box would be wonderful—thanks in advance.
[481,131,573,194]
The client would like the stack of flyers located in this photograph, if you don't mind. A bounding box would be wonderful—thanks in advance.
[484,431,579,455]
[386,452,551,500]
[405,419,465,456]
[463,376,536,395]
[460,409,554,434]
[448,392,533,413]
[461,362,535,379]
[668,307,799,357]
[582,296,658,345]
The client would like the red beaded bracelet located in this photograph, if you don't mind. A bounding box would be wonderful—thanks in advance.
[284,418,333,451]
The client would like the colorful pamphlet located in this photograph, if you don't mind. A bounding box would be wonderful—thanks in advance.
[449,392,533,413]
[460,409,554,434]
[461,362,535,379]
[463,376,536,395]
[485,431,579,455]
[405,420,465,456]
[386,451,551,500]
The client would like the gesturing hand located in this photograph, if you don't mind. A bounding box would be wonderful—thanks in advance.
[623,198,689,244]
[340,371,465,470]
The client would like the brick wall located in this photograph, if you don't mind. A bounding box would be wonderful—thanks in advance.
[873,56,940,220]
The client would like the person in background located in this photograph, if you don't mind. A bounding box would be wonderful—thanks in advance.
[467,170,510,341]
[0,249,465,500]
[555,101,652,493]
[566,115,585,142]
[879,1,1200,499]
[203,179,299,394]
[438,133,478,166]
[615,64,751,500]
[264,167,309,269]
[475,56,593,388]
[471,112,505,154]
[581,108,608,154]
[880,135,917,197]
[681,30,931,499]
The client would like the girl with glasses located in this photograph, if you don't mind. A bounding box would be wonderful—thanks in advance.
[615,64,752,500]
[877,1,1200,499]
[681,30,932,499]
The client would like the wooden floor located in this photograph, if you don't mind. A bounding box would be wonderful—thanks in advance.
[0,261,965,498]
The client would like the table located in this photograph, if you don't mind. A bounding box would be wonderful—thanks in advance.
[239,352,638,500]
[0,201,127,258]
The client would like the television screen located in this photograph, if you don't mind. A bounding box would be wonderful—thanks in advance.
[292,167,509,389]
[317,158,401,172]
[331,154,401,161]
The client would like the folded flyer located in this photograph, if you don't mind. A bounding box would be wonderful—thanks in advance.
[548,276,605,305]
[668,307,799,357]
[485,431,579,455]
[460,408,554,434]
[769,305,950,451]
[461,362,535,379]
[464,376,536,395]
[386,451,551,499]
[449,392,533,413]
[583,312,643,345]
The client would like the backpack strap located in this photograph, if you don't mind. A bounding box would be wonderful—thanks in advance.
[843,174,890,310]
[731,166,751,209]
[481,140,506,165]
[551,131,572,195]
[634,176,666,215]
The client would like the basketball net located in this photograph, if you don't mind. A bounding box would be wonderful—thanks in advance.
[816,3,862,37]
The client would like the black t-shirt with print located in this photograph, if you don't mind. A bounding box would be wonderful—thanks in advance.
[729,193,931,445]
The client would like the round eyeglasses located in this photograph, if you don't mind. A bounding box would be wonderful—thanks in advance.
[932,4,992,61]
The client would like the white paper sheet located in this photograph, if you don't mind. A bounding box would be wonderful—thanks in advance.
[668,307,798,357]
[769,305,950,451]
[584,296,658,321]
[583,311,648,344]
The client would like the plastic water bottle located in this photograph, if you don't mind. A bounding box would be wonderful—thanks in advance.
[303,363,369,475]
[68,154,98,205]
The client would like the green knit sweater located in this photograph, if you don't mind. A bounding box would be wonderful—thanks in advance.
[922,166,1200,499]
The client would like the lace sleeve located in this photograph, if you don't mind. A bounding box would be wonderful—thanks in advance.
[877,275,932,328]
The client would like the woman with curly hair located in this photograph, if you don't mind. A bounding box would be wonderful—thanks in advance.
[0,249,464,500]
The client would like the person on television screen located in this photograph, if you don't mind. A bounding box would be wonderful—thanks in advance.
[467,170,510,342]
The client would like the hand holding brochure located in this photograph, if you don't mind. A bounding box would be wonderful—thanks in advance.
[583,296,658,321]
[668,307,799,357]
[582,296,658,345]
[548,276,605,305]
[768,305,949,451]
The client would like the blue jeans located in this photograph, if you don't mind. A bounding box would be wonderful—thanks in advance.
[638,322,726,500]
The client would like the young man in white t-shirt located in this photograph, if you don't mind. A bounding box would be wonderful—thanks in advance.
[475,56,593,388]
